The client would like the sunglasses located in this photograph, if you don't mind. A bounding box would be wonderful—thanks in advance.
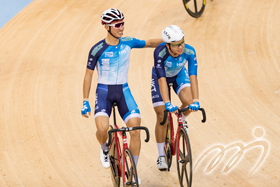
[170,39,185,48]
[107,22,125,29]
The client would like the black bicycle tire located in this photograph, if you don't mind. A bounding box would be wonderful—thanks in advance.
[123,148,139,187]
[176,128,193,187]
[165,120,173,171]
[182,0,206,18]
[109,136,121,187]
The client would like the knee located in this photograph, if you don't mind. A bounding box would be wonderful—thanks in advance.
[156,111,165,122]
[97,126,108,136]
[183,97,193,106]
[130,130,140,139]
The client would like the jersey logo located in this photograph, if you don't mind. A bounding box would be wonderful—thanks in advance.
[166,61,172,67]
[91,43,103,56]
[102,66,110,70]
[151,78,157,92]
[159,48,166,58]
[119,46,129,55]
[102,59,109,64]
[184,48,195,55]
[176,62,185,66]
[121,37,133,41]
[102,71,109,76]
[105,52,113,57]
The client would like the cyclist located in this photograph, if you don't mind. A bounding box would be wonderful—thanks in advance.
[151,25,200,170]
[81,8,162,183]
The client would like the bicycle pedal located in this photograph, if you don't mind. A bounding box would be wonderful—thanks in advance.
[159,168,168,171]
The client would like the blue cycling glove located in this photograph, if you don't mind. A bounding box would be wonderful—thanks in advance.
[81,101,91,115]
[189,102,200,111]
[165,102,178,112]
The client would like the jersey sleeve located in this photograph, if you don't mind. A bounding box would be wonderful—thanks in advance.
[86,40,106,71]
[154,45,168,79]
[121,37,146,48]
[186,46,198,76]
[86,48,97,71]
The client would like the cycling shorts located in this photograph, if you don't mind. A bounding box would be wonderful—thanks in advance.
[94,83,140,123]
[151,67,190,107]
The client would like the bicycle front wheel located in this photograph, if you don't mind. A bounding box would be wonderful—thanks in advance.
[109,130,120,187]
[123,148,138,187]
[176,127,192,187]
[182,0,206,18]
[165,120,172,171]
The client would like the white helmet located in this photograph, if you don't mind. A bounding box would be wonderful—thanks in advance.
[162,25,184,43]
[101,8,124,25]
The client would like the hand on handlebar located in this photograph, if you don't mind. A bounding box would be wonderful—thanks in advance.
[188,102,200,111]
[165,102,178,113]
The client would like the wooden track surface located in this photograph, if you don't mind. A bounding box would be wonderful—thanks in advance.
[0,0,280,186]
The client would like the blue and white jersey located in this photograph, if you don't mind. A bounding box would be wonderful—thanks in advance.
[87,37,146,84]
[153,43,197,78]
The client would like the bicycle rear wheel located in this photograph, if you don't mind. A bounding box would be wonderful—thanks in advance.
[109,129,120,187]
[123,148,138,187]
[164,120,172,171]
[182,0,206,18]
[176,127,192,187]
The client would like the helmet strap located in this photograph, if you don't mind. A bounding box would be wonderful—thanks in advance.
[108,26,119,39]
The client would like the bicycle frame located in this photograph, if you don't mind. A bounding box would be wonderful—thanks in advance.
[164,84,206,156]
[109,105,130,184]
[166,83,184,156]
[107,103,150,185]
[111,125,129,183]
[168,110,189,156]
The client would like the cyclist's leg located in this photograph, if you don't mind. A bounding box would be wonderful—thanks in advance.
[126,117,141,162]
[151,69,166,150]
[94,84,112,146]
[117,83,141,160]
[94,84,113,168]
[179,87,193,116]
[154,105,166,146]
[154,105,169,170]
[151,70,169,169]
[174,67,193,117]
[95,116,109,145]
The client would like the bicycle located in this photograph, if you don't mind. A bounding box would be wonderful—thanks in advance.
[182,0,212,18]
[160,84,206,187]
[106,102,150,187]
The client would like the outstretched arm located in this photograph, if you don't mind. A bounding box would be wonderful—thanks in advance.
[144,39,163,48]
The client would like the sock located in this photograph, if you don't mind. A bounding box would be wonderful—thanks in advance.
[133,155,139,166]
[182,113,187,122]
[101,142,109,151]
[157,142,165,157]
